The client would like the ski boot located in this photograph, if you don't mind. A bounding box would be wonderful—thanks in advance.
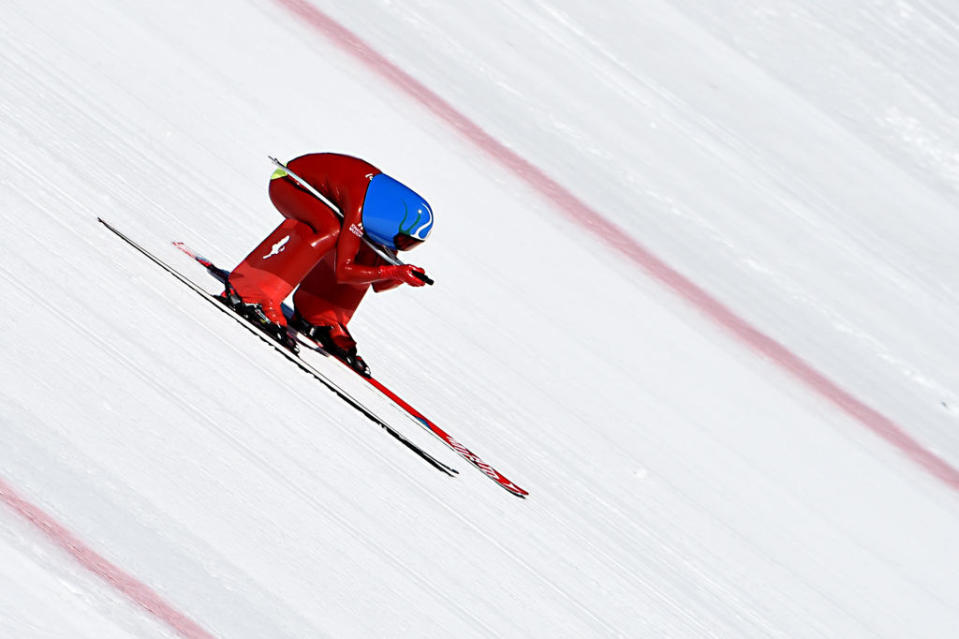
[219,282,299,354]
[290,311,370,377]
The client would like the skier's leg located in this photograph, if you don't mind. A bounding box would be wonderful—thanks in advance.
[292,258,372,375]
[226,175,339,324]
[292,256,369,332]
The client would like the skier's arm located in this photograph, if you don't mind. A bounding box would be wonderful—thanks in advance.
[333,209,426,287]
[333,215,384,285]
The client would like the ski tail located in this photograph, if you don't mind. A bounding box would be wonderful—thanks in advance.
[172,241,230,282]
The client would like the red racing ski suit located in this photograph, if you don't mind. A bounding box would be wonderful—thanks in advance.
[227,153,425,346]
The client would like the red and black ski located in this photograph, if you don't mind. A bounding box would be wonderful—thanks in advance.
[172,239,529,498]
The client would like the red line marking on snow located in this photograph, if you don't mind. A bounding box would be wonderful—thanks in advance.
[273,0,959,491]
[0,477,215,639]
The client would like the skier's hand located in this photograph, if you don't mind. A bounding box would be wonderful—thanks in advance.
[379,264,428,287]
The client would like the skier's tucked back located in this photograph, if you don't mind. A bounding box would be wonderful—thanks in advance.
[222,152,433,376]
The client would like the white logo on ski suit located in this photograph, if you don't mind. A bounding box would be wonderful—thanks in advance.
[263,236,289,260]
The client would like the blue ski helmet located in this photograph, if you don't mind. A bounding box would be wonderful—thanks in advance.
[361,173,434,250]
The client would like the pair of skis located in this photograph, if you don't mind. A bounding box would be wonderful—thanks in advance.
[99,218,528,498]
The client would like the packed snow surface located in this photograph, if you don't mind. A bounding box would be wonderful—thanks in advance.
[1,0,958,637]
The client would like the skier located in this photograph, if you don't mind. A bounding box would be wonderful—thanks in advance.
[221,152,434,376]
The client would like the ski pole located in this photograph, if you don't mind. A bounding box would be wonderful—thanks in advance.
[269,156,434,285]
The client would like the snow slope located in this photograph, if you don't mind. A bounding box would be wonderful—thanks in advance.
[1,0,957,637]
